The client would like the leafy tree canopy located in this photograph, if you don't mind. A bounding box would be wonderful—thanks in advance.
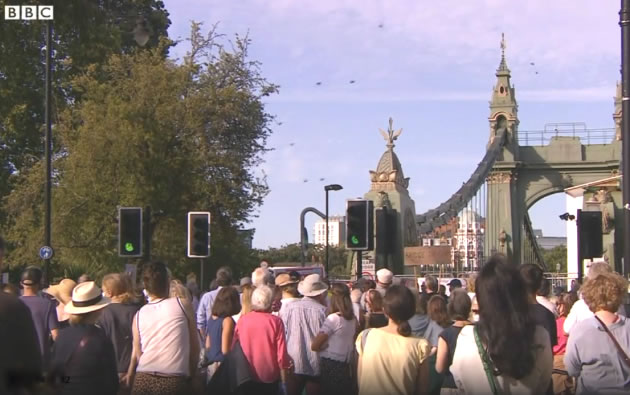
[3,23,276,281]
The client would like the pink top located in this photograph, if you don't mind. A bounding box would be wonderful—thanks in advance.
[553,316,568,355]
[233,311,290,383]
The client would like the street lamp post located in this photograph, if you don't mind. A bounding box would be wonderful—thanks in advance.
[43,20,52,287]
[324,184,343,275]
[620,0,630,277]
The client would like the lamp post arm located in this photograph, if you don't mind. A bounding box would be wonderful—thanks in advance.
[299,207,326,267]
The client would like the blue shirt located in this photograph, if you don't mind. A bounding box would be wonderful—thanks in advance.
[564,315,630,394]
[279,297,326,376]
[196,287,222,335]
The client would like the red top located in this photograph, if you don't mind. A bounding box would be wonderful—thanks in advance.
[233,311,291,383]
[553,316,568,355]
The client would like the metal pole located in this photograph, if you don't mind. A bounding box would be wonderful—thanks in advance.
[620,0,630,277]
[577,209,584,283]
[44,20,53,287]
[356,250,362,279]
[200,258,204,293]
[143,206,151,262]
[325,190,329,275]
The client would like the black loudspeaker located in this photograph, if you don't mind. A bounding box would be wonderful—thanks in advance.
[578,211,603,259]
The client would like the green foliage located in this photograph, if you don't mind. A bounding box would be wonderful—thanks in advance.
[0,0,170,223]
[542,245,568,273]
[255,243,351,277]
[3,23,277,281]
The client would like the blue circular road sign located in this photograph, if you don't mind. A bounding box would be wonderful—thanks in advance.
[39,246,54,260]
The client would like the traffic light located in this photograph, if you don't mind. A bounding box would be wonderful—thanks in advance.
[346,199,374,250]
[118,207,143,258]
[578,211,603,259]
[375,207,396,254]
[188,212,211,258]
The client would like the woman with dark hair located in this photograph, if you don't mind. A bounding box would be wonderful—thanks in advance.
[435,289,472,395]
[356,285,431,395]
[311,283,358,395]
[204,287,241,372]
[450,255,552,394]
[125,261,199,395]
[428,295,451,329]
[364,290,388,329]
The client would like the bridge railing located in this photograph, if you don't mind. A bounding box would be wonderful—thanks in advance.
[523,212,546,270]
[518,127,615,146]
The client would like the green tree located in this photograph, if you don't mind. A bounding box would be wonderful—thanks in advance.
[3,23,276,281]
[542,245,568,273]
[0,0,170,223]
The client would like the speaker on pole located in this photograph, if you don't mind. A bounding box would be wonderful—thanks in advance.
[578,211,603,260]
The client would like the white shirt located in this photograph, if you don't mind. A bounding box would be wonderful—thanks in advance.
[451,325,552,395]
[536,296,558,317]
[319,313,357,362]
[137,298,191,376]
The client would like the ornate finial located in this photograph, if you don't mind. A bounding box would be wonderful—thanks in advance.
[378,117,403,149]
[497,33,510,73]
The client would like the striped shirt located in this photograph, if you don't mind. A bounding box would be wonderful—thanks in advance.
[279,297,326,376]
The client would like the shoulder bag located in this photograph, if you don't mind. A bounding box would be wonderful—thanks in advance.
[473,326,500,395]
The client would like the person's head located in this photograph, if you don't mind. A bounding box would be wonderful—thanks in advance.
[366,289,383,312]
[447,288,472,321]
[239,277,252,290]
[297,274,328,303]
[383,285,416,337]
[376,268,393,288]
[240,283,253,314]
[212,286,241,317]
[519,264,543,297]
[414,291,431,315]
[252,267,273,287]
[466,274,477,293]
[586,261,612,280]
[448,278,462,293]
[424,275,438,293]
[77,274,92,284]
[65,281,111,325]
[367,280,376,290]
[186,280,199,299]
[250,284,274,312]
[275,273,299,297]
[170,279,192,302]
[476,254,535,379]
[1,283,18,296]
[20,266,43,291]
[215,266,233,287]
[537,278,551,298]
[329,283,354,320]
[142,261,169,299]
[288,271,301,283]
[438,284,447,296]
[556,292,578,317]
[581,271,628,314]
[350,288,362,304]
[102,273,133,303]
[428,295,450,328]
[46,278,77,305]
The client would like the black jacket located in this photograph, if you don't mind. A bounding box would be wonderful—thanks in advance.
[208,340,254,394]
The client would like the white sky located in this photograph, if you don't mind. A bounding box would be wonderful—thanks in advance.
[164,0,620,248]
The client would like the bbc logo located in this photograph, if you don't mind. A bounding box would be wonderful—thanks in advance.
[4,5,54,20]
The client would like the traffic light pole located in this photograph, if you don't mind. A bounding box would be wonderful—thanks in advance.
[143,206,151,262]
[200,257,204,293]
[621,0,630,277]
[356,250,362,279]
[43,20,53,287]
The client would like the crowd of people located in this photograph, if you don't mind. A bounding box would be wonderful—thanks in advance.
[1,234,630,395]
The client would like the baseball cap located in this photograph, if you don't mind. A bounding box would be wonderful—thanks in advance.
[447,279,462,287]
[21,266,43,286]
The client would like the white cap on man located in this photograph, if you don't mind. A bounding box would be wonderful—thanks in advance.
[376,268,393,285]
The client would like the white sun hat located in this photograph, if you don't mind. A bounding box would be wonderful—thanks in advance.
[297,274,328,297]
[64,281,111,315]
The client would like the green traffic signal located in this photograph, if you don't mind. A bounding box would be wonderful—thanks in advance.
[351,235,359,245]
[125,242,134,252]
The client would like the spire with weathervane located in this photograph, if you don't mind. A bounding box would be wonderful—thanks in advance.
[369,117,410,192]
[489,33,519,149]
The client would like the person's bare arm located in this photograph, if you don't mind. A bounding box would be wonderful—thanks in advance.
[125,314,142,388]
[221,317,235,355]
[311,332,329,352]
[435,337,449,374]
[50,328,58,341]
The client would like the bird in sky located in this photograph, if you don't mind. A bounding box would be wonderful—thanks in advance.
[303,179,308,183]
[349,80,356,84]
[316,82,322,86]
[277,121,283,126]
[378,23,384,28]
[289,142,295,147]
[319,177,325,181]
[530,62,535,66]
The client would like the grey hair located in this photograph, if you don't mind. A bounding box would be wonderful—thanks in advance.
[252,267,273,287]
[587,261,612,280]
[251,285,274,312]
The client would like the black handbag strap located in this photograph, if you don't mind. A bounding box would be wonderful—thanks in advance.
[593,315,630,367]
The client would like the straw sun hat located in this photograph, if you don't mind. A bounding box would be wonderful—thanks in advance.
[64,281,111,315]
[45,278,77,305]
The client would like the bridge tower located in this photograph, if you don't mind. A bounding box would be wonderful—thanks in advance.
[485,34,523,262]
[365,118,418,274]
